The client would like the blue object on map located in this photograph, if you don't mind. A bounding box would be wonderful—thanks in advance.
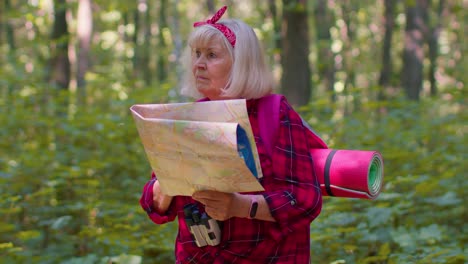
[236,125,258,178]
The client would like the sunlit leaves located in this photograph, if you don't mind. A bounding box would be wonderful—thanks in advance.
[306,94,465,263]
[1,0,465,263]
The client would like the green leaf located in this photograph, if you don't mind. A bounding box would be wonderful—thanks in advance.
[418,224,442,244]
[426,192,462,206]
[51,216,73,230]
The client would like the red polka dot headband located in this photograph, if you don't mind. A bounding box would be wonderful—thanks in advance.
[193,6,236,47]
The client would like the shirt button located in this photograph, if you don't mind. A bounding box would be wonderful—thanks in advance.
[215,252,220,256]
[290,199,296,205]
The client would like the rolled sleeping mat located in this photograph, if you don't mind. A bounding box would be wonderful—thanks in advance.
[310,149,384,199]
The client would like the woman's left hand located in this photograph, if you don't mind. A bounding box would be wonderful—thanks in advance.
[192,190,249,221]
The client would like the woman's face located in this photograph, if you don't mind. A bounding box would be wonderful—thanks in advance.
[191,37,233,100]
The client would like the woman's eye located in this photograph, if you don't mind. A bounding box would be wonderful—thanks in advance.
[195,50,201,57]
[209,52,216,58]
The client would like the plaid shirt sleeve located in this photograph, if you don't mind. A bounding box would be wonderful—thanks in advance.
[262,98,323,238]
[139,172,177,224]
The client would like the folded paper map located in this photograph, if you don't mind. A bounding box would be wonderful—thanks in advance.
[130,99,264,196]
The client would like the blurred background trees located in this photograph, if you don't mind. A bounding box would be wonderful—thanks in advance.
[1,0,465,263]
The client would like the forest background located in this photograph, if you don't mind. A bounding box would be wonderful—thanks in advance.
[0,0,466,263]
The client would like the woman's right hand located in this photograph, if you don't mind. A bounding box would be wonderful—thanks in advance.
[152,180,173,214]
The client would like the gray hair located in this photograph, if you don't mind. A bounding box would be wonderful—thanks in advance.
[180,19,274,99]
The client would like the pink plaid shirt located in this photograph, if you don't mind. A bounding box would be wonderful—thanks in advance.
[140,97,322,263]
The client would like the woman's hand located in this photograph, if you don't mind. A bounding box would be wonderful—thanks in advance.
[192,190,249,221]
[192,191,276,222]
[152,180,173,214]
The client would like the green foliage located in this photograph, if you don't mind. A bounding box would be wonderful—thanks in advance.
[1,84,465,263]
[0,85,177,263]
[304,96,466,263]
[1,1,465,263]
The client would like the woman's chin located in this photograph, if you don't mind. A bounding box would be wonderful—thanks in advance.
[196,88,218,100]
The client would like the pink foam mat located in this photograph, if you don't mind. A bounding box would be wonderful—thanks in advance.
[310,149,384,199]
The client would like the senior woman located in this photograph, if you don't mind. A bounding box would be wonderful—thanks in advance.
[140,6,322,264]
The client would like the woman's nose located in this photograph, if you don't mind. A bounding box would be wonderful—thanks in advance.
[195,57,207,69]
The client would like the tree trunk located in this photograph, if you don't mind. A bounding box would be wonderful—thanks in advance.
[314,0,336,102]
[341,0,357,114]
[378,0,396,98]
[49,0,70,90]
[76,0,93,105]
[5,0,16,51]
[157,0,168,84]
[171,0,183,99]
[280,0,311,106]
[133,5,141,79]
[267,0,281,88]
[3,0,17,101]
[268,0,281,52]
[0,1,3,45]
[428,0,445,97]
[142,0,152,86]
[401,0,429,100]
[206,0,215,13]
